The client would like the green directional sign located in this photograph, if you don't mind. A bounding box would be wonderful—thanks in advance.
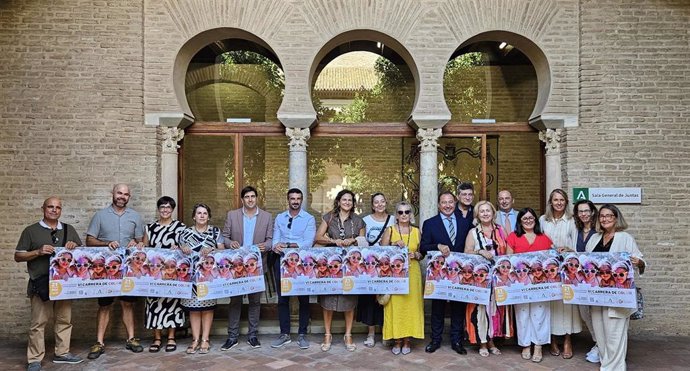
[573,188,589,201]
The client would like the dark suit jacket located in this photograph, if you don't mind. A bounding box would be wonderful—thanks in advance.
[420,210,471,255]
[222,207,273,248]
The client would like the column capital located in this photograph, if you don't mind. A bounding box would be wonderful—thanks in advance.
[416,128,442,152]
[286,127,310,152]
[539,128,563,155]
[161,127,185,154]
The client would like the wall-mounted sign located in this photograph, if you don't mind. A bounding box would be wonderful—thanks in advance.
[573,187,642,204]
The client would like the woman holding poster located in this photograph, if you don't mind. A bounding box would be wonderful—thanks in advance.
[314,189,365,352]
[142,196,187,353]
[585,204,645,371]
[380,201,424,355]
[540,189,581,360]
[506,208,553,363]
[178,203,225,355]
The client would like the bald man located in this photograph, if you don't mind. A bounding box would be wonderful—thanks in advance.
[15,197,83,371]
[85,183,145,359]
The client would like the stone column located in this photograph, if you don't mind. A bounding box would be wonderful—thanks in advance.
[417,128,442,225]
[539,128,563,195]
[161,127,185,203]
[286,127,310,204]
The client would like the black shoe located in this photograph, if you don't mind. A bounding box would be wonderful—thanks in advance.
[220,338,238,351]
[451,342,467,355]
[247,337,261,348]
[425,341,441,353]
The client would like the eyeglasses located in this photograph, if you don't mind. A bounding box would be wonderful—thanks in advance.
[92,263,105,268]
[392,263,404,269]
[583,269,598,274]
[287,217,293,230]
[567,263,580,268]
[397,210,411,215]
[521,217,535,222]
[363,262,377,267]
[244,262,257,268]
[59,257,72,263]
[75,263,90,268]
[328,264,341,269]
[473,273,486,278]
[577,209,592,214]
[613,273,627,278]
[50,229,60,244]
[218,264,232,269]
[516,268,529,273]
[599,270,612,275]
[158,205,173,210]
[599,214,616,220]
[176,267,189,273]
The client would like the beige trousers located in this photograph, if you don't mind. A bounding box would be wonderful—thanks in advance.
[28,295,73,363]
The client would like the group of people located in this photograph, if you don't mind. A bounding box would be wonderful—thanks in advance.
[16,183,644,371]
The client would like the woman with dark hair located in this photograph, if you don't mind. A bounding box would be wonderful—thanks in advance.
[178,203,224,355]
[572,200,598,253]
[585,204,645,370]
[506,207,553,363]
[314,189,365,352]
[142,196,187,353]
[541,189,581,359]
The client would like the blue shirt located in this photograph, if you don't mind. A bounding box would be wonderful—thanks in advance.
[87,205,144,249]
[442,212,457,243]
[497,209,517,231]
[272,208,316,249]
[242,208,258,247]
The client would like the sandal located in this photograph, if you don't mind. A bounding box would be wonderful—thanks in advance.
[320,334,332,352]
[149,338,162,353]
[401,341,411,355]
[479,347,489,357]
[532,345,543,363]
[550,344,561,356]
[391,339,402,355]
[364,334,375,348]
[165,338,177,352]
[186,339,199,354]
[562,339,573,359]
[199,339,210,354]
[521,347,531,360]
[489,346,501,355]
[344,334,356,352]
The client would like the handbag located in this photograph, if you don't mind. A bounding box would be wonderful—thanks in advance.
[630,287,644,320]
[376,294,391,306]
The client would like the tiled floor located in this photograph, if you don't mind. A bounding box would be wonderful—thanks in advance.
[6,332,690,370]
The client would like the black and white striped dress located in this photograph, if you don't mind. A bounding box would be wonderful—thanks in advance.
[144,220,187,329]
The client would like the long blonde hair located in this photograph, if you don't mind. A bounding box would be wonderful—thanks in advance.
[544,188,572,222]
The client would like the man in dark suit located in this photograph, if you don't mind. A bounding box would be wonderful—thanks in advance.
[420,191,471,355]
[220,186,273,351]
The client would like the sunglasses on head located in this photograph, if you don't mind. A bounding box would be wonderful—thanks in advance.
[397,210,411,215]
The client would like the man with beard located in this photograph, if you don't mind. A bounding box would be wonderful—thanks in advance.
[269,188,316,349]
[220,186,273,351]
[15,197,83,371]
[85,183,145,359]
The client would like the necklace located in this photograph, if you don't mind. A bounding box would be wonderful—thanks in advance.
[396,224,411,248]
[194,224,209,234]
[337,214,353,240]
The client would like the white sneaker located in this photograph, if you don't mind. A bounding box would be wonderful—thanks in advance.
[586,345,600,363]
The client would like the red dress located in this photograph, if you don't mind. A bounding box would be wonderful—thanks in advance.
[506,233,553,253]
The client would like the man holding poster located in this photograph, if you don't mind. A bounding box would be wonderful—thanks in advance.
[15,197,84,370]
[420,191,471,355]
[221,186,273,351]
[270,188,316,349]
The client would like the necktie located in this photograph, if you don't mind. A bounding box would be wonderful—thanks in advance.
[447,217,456,244]
[503,213,512,234]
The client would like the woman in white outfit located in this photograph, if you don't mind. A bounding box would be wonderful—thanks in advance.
[540,189,581,359]
[585,204,644,371]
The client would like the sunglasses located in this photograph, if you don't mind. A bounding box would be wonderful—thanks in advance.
[392,263,404,269]
[473,273,486,278]
[176,267,189,273]
[218,264,232,269]
[531,268,543,272]
[567,263,580,268]
[303,262,316,267]
[287,217,293,230]
[546,268,558,273]
[583,269,598,274]
[338,228,345,239]
[613,273,627,278]
[516,268,530,273]
[287,257,300,263]
[106,265,120,271]
[462,270,473,274]
[59,257,72,263]
[165,265,176,269]
[133,256,146,262]
[349,256,362,262]
[447,267,460,272]
[92,263,105,268]
[244,262,257,268]
[363,261,377,267]
[75,263,90,268]
[397,210,411,215]
[149,263,164,269]
[599,270,612,275]
[203,261,214,265]
[379,262,390,266]
[433,261,445,266]
[328,264,341,269]
[50,229,60,244]
[317,263,328,268]
[499,265,511,270]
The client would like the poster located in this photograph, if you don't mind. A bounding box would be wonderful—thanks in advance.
[195,246,266,300]
[492,250,563,306]
[561,252,637,308]
[280,247,344,296]
[120,248,193,299]
[49,247,123,300]
[342,246,409,295]
[423,252,492,305]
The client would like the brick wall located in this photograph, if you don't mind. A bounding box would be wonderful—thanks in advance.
[571,0,690,335]
[0,0,157,339]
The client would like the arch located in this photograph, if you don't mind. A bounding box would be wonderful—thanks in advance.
[452,31,551,120]
[308,29,421,114]
[173,28,283,119]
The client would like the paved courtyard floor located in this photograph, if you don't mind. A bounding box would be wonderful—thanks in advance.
[5,333,689,370]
